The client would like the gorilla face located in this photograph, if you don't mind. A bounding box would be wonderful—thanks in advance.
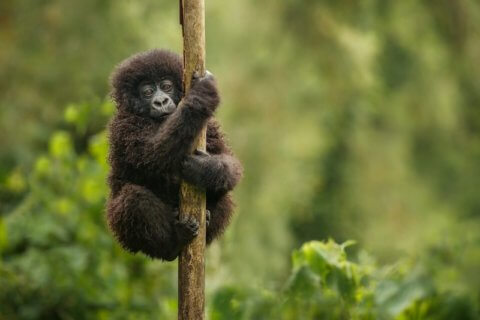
[138,78,180,119]
[110,49,184,120]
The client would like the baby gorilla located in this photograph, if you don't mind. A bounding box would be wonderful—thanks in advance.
[106,49,243,261]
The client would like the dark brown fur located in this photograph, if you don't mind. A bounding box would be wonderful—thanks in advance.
[106,49,243,261]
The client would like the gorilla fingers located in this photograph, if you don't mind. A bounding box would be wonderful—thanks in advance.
[183,71,220,117]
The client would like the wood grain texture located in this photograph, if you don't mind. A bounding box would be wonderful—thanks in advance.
[178,0,206,319]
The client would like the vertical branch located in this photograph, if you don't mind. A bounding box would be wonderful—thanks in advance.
[178,0,206,319]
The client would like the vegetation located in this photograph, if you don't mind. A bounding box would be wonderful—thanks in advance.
[1,0,480,319]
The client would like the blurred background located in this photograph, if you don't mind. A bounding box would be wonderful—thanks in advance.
[1,1,479,319]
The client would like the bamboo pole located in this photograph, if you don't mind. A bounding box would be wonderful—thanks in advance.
[178,0,206,319]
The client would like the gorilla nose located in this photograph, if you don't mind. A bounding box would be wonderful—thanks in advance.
[153,97,169,107]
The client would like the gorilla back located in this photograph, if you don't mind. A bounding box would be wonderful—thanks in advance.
[106,49,243,261]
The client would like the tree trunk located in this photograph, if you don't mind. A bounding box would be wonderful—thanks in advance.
[178,0,206,319]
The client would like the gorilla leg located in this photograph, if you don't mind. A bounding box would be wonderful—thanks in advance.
[206,193,235,244]
[107,184,198,261]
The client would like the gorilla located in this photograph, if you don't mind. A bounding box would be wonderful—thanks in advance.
[106,49,243,261]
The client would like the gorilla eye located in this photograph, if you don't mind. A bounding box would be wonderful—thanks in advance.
[160,80,173,92]
[140,84,155,97]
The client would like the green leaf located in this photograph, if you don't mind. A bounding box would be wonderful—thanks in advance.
[49,131,73,159]
[286,265,321,298]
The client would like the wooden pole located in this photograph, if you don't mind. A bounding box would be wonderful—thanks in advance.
[178,0,206,319]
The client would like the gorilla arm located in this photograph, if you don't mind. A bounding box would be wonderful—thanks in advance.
[181,147,242,244]
[181,150,243,194]
[181,120,243,195]
[180,120,243,243]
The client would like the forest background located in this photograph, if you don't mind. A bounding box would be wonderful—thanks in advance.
[1,1,479,319]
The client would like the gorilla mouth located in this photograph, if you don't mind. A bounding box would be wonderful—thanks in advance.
[151,104,176,119]
[152,102,176,113]
[152,105,167,112]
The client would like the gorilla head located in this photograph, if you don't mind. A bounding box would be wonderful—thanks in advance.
[111,49,183,119]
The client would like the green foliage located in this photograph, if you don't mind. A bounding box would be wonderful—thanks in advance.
[210,240,479,320]
[0,103,178,319]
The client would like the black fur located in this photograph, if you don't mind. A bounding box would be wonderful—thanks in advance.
[106,49,243,261]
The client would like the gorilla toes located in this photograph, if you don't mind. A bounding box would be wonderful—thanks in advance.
[175,216,199,244]
[206,209,211,227]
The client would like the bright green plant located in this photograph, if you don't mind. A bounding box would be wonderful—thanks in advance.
[211,240,479,320]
